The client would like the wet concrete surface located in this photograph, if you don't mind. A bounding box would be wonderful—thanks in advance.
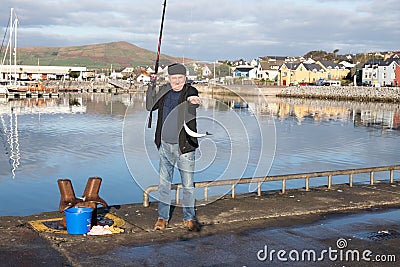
[111,208,400,266]
[1,181,400,266]
[0,217,69,266]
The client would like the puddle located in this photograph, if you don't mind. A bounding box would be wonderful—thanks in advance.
[355,229,400,241]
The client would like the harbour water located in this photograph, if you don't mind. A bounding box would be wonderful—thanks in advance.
[0,92,400,216]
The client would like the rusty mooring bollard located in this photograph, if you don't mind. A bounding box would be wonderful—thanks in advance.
[57,177,108,228]
[57,179,83,212]
[82,177,108,208]
[81,177,109,226]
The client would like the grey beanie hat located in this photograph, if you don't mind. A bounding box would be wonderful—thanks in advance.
[168,63,186,75]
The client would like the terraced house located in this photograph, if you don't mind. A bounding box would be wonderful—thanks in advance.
[278,60,350,86]
[362,58,400,87]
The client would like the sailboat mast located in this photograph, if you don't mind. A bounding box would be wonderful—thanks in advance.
[6,8,18,85]
[8,8,13,84]
[13,9,18,85]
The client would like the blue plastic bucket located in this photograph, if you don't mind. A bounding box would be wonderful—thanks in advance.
[64,207,93,234]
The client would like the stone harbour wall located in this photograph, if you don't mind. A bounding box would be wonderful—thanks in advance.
[278,86,400,103]
[43,80,111,91]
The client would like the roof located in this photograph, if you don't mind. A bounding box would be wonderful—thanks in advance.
[259,59,285,70]
[303,63,324,72]
[282,62,301,70]
[235,67,255,72]
[339,61,356,68]
[318,60,340,69]
[363,59,386,67]
[122,67,134,73]
[234,64,255,71]
[187,67,197,76]
[259,56,288,61]
[385,58,400,66]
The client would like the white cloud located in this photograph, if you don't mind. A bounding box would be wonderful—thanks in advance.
[0,0,399,61]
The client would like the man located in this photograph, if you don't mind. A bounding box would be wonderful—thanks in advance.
[146,63,201,231]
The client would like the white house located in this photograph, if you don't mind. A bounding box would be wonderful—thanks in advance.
[362,59,387,86]
[136,71,151,84]
[109,71,123,79]
[186,67,197,81]
[379,59,400,86]
[250,59,259,67]
[257,59,284,81]
[121,67,135,78]
[361,58,400,86]
[233,65,257,79]
[201,64,212,77]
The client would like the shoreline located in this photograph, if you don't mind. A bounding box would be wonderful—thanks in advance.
[42,81,400,104]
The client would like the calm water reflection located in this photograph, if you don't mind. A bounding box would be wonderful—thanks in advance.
[0,93,399,216]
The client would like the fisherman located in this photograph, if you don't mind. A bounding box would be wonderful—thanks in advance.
[146,63,201,231]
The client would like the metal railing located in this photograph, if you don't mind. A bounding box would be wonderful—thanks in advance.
[142,165,400,207]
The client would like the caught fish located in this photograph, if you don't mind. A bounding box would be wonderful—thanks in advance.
[183,122,211,138]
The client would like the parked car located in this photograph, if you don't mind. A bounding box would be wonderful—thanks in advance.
[357,82,372,87]
[322,80,341,86]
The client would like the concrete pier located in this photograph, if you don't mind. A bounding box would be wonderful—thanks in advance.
[1,180,399,266]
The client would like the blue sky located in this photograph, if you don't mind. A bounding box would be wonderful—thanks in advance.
[1,0,399,61]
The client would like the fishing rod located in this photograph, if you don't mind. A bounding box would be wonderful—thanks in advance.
[146,0,211,137]
[155,0,167,78]
[148,0,167,128]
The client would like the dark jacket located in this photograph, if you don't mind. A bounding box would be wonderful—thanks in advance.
[146,82,199,154]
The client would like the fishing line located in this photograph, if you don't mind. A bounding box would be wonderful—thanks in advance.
[182,7,193,64]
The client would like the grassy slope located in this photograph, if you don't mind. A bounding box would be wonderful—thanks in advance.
[14,41,183,70]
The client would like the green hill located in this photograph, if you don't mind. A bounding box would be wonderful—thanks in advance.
[14,41,183,70]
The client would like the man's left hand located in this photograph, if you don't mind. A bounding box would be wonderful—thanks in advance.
[187,96,202,105]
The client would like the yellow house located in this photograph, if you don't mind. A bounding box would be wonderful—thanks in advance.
[279,60,350,86]
[316,60,350,81]
[279,62,326,85]
[279,62,301,86]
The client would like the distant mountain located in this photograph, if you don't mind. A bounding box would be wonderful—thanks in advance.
[14,41,184,70]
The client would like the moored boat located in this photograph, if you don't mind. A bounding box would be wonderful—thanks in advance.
[6,82,29,93]
[232,101,249,109]
[26,80,53,93]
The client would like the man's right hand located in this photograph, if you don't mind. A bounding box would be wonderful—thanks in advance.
[187,96,202,105]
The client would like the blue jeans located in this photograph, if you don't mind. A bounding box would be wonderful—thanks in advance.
[158,141,196,221]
